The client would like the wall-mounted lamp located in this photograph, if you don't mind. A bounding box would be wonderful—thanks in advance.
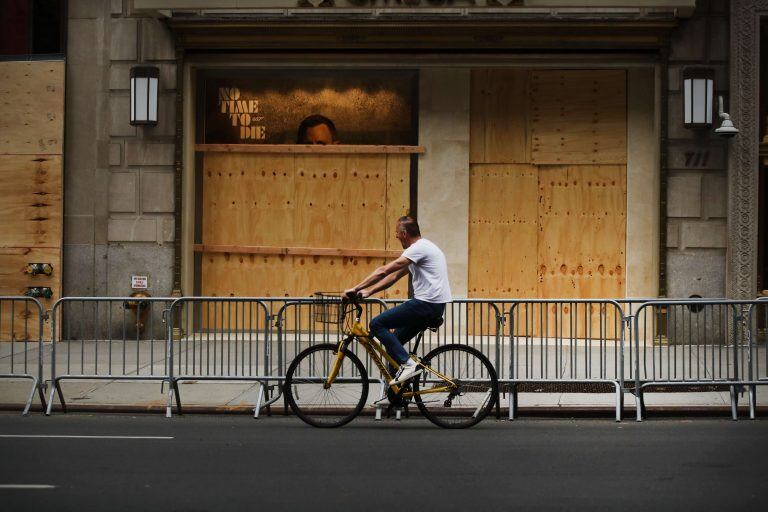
[130,66,159,126]
[714,96,739,138]
[683,67,714,129]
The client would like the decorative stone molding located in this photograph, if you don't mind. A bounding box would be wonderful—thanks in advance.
[728,0,765,298]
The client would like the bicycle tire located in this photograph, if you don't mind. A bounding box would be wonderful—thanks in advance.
[284,343,369,428]
[412,344,498,429]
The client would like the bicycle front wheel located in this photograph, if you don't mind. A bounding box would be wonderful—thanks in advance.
[412,344,498,429]
[284,343,369,428]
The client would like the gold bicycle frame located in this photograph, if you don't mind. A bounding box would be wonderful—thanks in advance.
[324,313,457,399]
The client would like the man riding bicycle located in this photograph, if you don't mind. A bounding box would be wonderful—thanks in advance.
[344,216,452,386]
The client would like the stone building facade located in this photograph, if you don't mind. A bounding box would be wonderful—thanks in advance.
[60,0,763,300]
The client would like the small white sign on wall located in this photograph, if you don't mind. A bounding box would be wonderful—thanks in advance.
[131,275,148,290]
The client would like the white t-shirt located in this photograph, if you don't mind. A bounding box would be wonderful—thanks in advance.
[401,239,452,303]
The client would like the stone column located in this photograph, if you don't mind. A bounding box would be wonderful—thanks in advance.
[417,69,471,299]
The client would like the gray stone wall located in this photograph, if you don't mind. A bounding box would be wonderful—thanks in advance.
[665,0,730,299]
[64,0,176,298]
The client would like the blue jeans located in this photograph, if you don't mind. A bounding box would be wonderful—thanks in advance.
[369,299,445,364]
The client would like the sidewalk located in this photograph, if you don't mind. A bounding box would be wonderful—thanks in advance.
[1,338,766,415]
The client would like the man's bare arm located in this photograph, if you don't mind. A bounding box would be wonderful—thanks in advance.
[344,256,411,298]
[363,266,409,296]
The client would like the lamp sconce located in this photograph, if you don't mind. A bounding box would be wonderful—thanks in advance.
[130,66,159,126]
[683,67,714,129]
[714,96,739,138]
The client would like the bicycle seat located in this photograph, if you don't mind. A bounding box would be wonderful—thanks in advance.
[425,316,444,331]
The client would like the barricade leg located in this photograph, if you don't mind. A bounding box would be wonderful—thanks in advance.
[21,378,38,416]
[613,384,621,423]
[748,385,757,420]
[45,380,66,416]
[374,382,386,421]
[37,382,47,412]
[254,382,265,419]
[166,379,182,418]
[635,391,643,422]
[507,385,518,421]
[729,386,738,421]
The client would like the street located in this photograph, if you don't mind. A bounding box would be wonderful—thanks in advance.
[0,413,766,511]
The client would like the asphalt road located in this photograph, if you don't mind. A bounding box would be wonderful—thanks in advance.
[0,413,766,512]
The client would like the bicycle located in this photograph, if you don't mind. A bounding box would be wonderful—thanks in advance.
[283,294,499,428]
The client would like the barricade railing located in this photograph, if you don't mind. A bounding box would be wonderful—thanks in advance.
[270,298,389,415]
[504,300,626,421]
[631,299,768,421]
[46,297,174,416]
[382,299,505,418]
[167,297,272,417]
[0,296,46,415]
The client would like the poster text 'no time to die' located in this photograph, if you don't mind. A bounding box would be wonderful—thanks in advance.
[218,87,266,140]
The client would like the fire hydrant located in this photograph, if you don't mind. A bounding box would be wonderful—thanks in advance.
[123,291,151,335]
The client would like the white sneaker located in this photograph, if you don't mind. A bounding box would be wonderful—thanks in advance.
[389,359,422,385]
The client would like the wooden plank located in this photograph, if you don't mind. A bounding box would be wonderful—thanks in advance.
[194,244,400,259]
[294,155,348,251]
[0,61,65,155]
[385,154,411,241]
[200,152,409,300]
[470,69,529,164]
[0,155,62,249]
[202,153,295,246]
[344,155,387,250]
[468,164,538,298]
[529,70,626,165]
[196,144,425,154]
[0,247,60,341]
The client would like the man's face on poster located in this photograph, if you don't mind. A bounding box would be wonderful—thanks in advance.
[305,123,338,145]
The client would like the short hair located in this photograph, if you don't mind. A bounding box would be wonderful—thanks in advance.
[297,114,337,143]
[397,216,420,237]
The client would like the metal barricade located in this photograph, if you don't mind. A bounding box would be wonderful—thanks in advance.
[382,299,505,418]
[46,297,173,415]
[167,297,271,417]
[505,300,626,422]
[631,300,768,421]
[0,296,46,415]
[270,298,389,415]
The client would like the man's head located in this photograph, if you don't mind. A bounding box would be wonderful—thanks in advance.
[395,216,421,249]
[297,114,339,145]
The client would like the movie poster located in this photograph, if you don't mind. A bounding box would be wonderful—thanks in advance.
[201,69,417,145]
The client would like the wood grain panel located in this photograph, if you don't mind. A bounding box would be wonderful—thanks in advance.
[0,247,59,341]
[0,61,64,155]
[0,155,62,248]
[529,70,626,165]
[468,164,538,298]
[537,165,626,299]
[470,69,529,164]
[200,152,409,299]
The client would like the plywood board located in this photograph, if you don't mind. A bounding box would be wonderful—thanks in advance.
[0,247,59,341]
[0,155,62,248]
[200,152,409,300]
[468,164,538,298]
[537,165,626,338]
[470,69,529,164]
[529,70,626,165]
[0,61,65,155]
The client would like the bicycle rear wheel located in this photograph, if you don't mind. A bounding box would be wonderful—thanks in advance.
[412,344,498,429]
[284,343,369,428]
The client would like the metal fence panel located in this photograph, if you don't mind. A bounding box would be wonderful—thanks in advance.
[631,300,768,421]
[168,297,271,416]
[46,297,174,415]
[504,300,626,421]
[0,296,46,415]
